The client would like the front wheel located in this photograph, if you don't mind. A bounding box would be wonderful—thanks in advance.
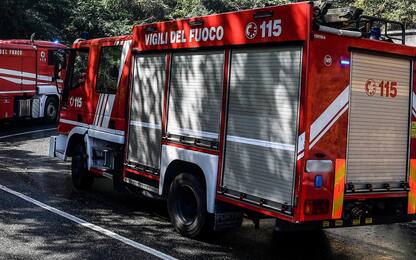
[167,173,213,238]
[71,144,94,190]
[44,96,59,123]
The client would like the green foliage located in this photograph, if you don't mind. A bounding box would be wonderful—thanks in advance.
[0,0,72,40]
[354,0,416,28]
[0,0,414,45]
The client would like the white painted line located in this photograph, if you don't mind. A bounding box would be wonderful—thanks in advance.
[0,184,177,260]
[0,128,57,140]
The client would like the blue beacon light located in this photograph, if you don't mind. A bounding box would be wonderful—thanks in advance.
[340,59,350,65]
[315,175,323,188]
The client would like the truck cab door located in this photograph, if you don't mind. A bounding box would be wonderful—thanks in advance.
[21,48,37,93]
[36,48,54,92]
[61,49,89,123]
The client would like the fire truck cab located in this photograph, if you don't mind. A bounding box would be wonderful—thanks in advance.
[51,2,416,238]
[0,39,66,122]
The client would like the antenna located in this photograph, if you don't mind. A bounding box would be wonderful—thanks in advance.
[30,33,36,44]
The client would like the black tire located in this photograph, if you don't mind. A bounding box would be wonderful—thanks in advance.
[44,96,59,123]
[71,144,94,190]
[167,173,213,238]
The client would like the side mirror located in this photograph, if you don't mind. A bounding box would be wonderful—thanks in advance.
[53,50,66,82]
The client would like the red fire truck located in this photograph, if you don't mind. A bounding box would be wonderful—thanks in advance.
[50,2,416,238]
[0,39,66,122]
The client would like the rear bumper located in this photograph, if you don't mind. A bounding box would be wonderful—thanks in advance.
[296,196,414,229]
[276,214,415,232]
[319,214,415,229]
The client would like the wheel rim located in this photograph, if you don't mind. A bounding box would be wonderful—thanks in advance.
[177,185,198,224]
[46,103,57,119]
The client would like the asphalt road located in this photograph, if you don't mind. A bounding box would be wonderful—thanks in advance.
[0,120,415,259]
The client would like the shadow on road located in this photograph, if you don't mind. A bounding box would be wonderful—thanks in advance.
[0,119,57,138]
[1,133,415,259]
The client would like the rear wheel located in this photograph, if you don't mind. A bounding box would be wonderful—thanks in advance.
[44,96,59,123]
[71,144,94,190]
[167,173,213,238]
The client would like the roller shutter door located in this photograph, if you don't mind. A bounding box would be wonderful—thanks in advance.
[127,54,165,168]
[167,51,224,140]
[347,52,411,190]
[222,47,302,207]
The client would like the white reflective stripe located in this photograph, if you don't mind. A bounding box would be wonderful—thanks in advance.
[22,71,37,79]
[297,152,304,160]
[0,76,35,85]
[115,41,126,46]
[0,90,35,94]
[101,94,115,128]
[88,129,125,144]
[130,121,162,130]
[60,118,89,128]
[310,104,349,149]
[117,40,131,87]
[22,79,36,85]
[0,76,58,86]
[412,92,416,117]
[297,132,305,154]
[0,68,20,77]
[227,135,295,151]
[60,118,125,136]
[88,124,125,136]
[93,95,99,125]
[37,75,52,81]
[97,94,109,127]
[0,68,61,82]
[94,94,105,126]
[169,128,218,140]
[310,86,349,146]
[94,94,103,125]
[98,94,107,126]
[0,76,20,84]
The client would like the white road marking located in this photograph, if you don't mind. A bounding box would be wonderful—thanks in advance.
[0,184,177,260]
[0,128,57,140]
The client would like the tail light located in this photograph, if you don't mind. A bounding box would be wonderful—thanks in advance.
[305,160,333,173]
[304,200,330,215]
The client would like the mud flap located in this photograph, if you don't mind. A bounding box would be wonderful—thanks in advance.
[213,203,243,231]
[112,149,126,193]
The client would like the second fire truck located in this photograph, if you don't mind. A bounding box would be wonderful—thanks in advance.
[0,39,66,122]
[51,2,416,237]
